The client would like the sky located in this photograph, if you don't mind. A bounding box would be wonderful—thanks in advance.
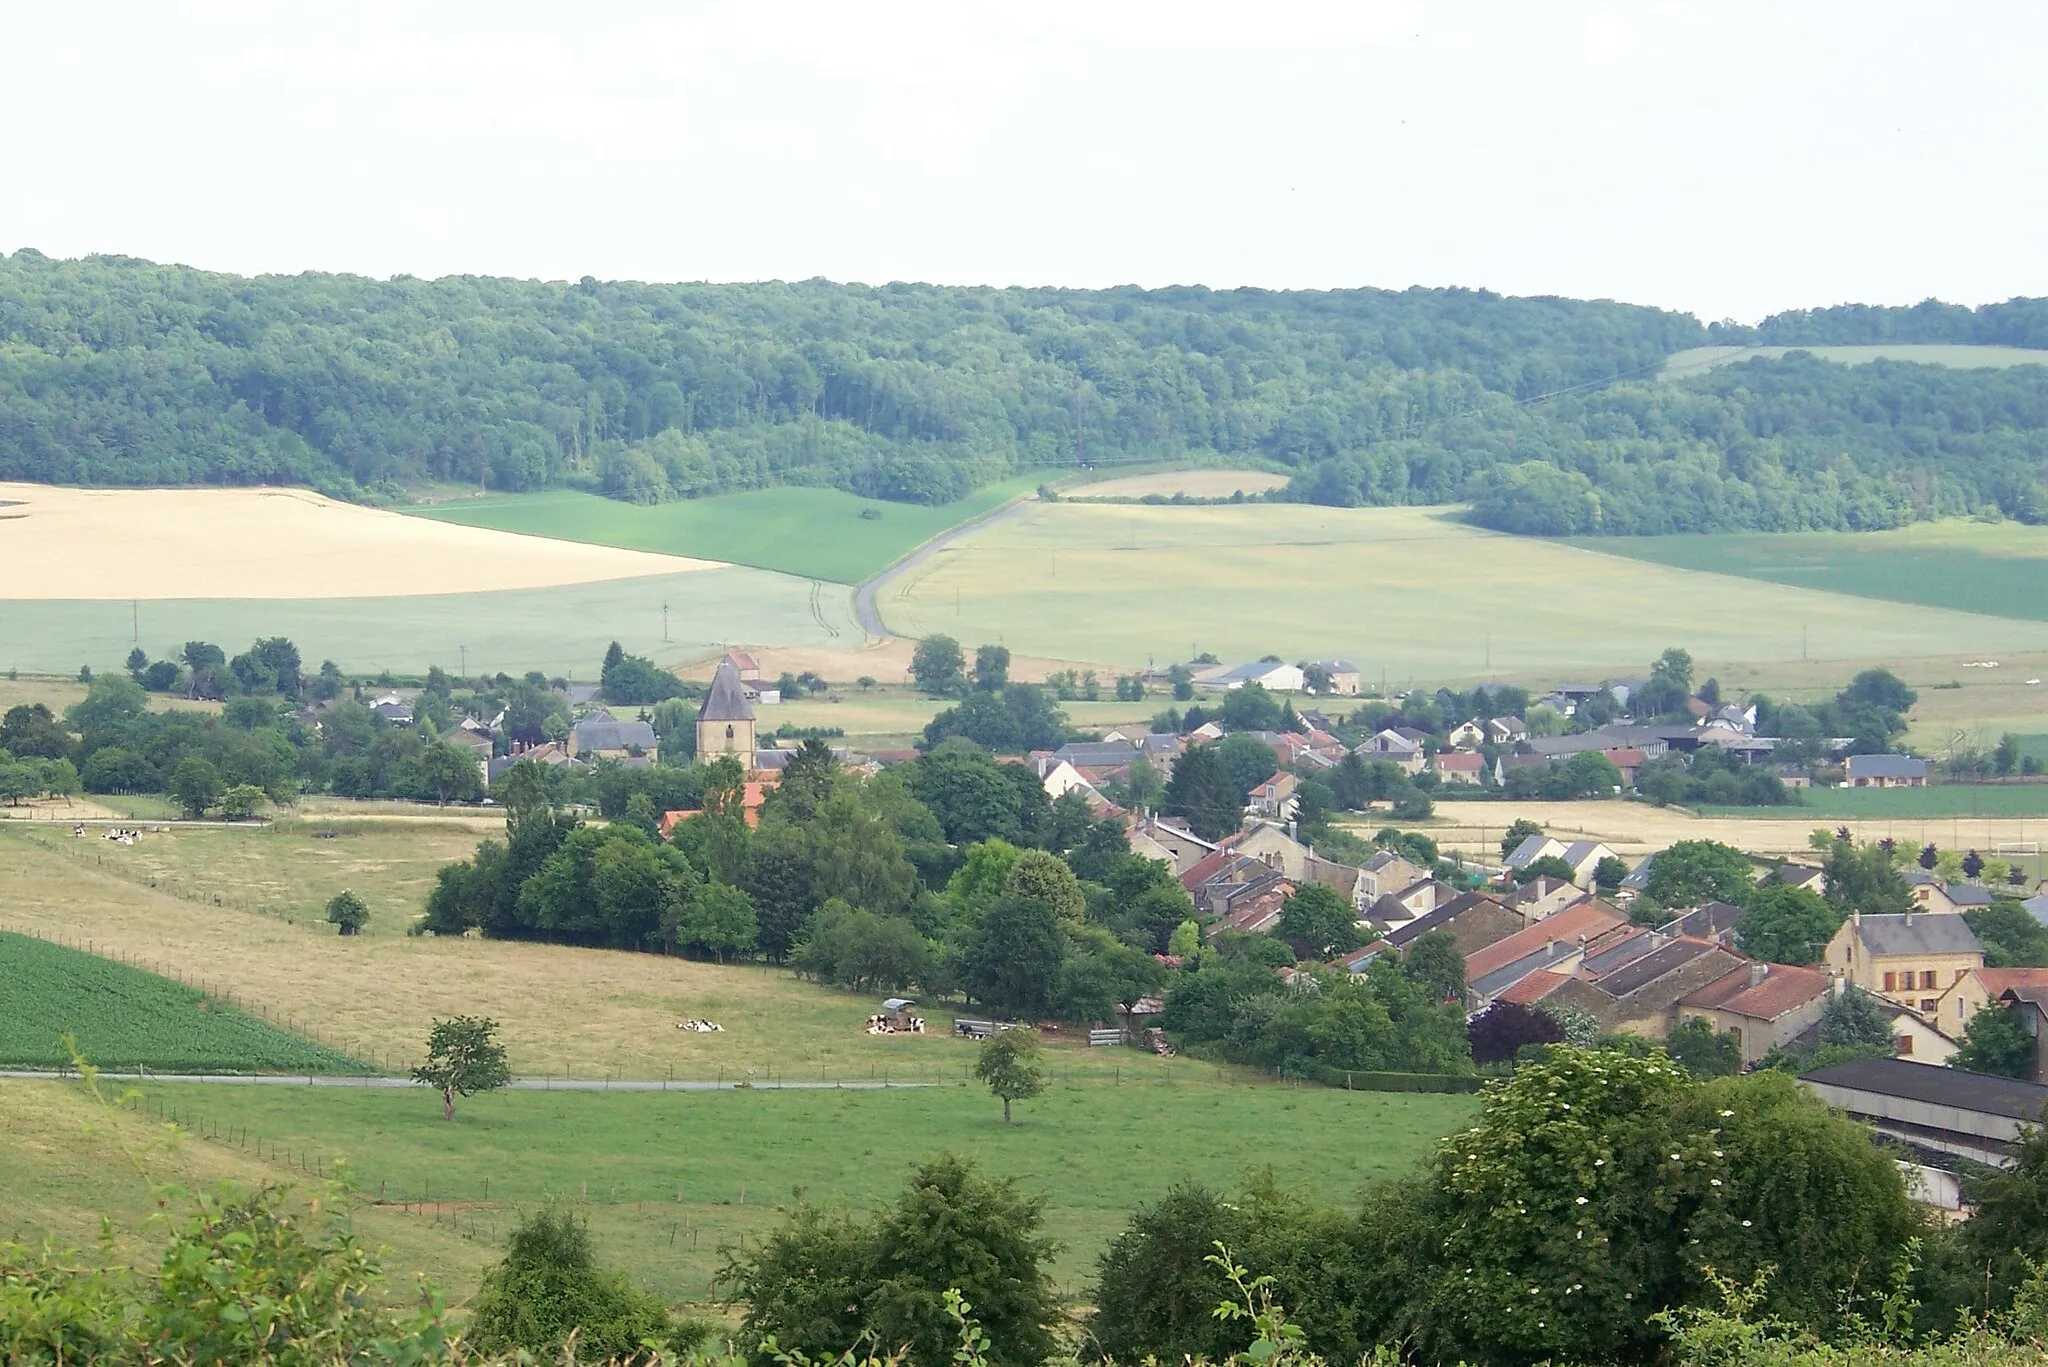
[5,1,2045,322]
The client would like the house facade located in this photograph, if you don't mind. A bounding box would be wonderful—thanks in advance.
[1822,911,1985,1017]
[1845,754,1929,788]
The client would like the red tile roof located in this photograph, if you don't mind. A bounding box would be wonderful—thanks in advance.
[1433,752,1485,772]
[1975,968,2048,997]
[1496,969,1570,1005]
[1681,962,1831,1021]
[1465,901,1627,981]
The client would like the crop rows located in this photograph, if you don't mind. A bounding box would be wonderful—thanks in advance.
[0,931,363,1073]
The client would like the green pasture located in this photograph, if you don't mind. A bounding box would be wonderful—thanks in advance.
[1566,520,2048,623]
[409,477,1042,585]
[1718,784,2048,820]
[882,502,2048,679]
[1663,343,2048,380]
[0,567,858,678]
[96,1080,1472,1300]
[0,931,359,1073]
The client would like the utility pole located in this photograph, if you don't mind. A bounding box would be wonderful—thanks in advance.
[459,645,467,677]
[662,602,670,643]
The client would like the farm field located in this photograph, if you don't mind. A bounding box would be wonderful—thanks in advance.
[1564,520,2048,623]
[881,502,2048,680]
[1068,469,1290,499]
[1662,343,2048,380]
[1400,800,2048,864]
[1713,784,2048,820]
[0,565,858,678]
[410,477,1043,585]
[64,1079,1473,1303]
[0,482,715,599]
[0,930,361,1072]
[0,824,1205,1080]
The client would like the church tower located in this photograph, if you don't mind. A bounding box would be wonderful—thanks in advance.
[696,660,757,762]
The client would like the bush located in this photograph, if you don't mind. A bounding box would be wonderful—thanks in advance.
[466,1205,689,1361]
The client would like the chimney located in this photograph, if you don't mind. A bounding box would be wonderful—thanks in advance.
[1904,909,1913,927]
[1852,908,1861,927]
[1288,819,1298,843]
[1748,961,1768,989]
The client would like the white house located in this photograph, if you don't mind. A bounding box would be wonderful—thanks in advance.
[1203,661,1306,693]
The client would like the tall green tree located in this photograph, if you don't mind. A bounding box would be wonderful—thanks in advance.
[411,1015,511,1120]
[911,635,966,695]
[1161,745,1241,842]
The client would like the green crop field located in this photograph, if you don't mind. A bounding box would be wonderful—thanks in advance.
[409,477,1043,585]
[1564,520,2048,623]
[0,930,362,1073]
[0,566,859,678]
[78,1080,1472,1301]
[880,502,2048,680]
[1663,343,2048,380]
[1708,784,2048,821]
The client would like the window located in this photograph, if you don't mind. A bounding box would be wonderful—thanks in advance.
[1882,972,1896,992]
[1921,999,1937,1013]
[1921,970,1938,991]
[1960,998,1968,1021]
[725,725,734,740]
[1897,1035,1913,1055]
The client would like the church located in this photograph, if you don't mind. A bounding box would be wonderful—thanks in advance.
[695,659,757,761]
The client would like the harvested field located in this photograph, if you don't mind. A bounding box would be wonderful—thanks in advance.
[0,482,717,599]
[1070,469,1291,499]
[1379,801,2048,861]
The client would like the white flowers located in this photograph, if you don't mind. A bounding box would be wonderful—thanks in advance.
[1742,1220,1753,1228]
[1720,1109,1735,1117]
[1576,1197,1589,1205]
[1710,1179,1723,1187]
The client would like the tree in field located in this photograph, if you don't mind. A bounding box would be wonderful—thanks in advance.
[325,889,370,936]
[169,754,223,818]
[412,741,482,806]
[973,643,1011,691]
[911,634,965,695]
[217,784,267,821]
[1276,883,1362,958]
[974,1029,1046,1125]
[1498,819,1544,862]
[1736,884,1841,965]
[412,1015,511,1120]
[1161,744,1242,842]
[1952,1003,2035,1079]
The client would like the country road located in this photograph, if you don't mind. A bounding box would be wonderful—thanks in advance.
[852,493,1037,639]
[0,1069,936,1092]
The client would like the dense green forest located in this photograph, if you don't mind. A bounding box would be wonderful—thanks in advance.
[3,249,2046,535]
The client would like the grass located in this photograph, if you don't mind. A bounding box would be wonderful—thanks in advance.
[1564,519,2048,623]
[0,567,860,678]
[881,502,2048,680]
[0,930,362,1072]
[71,1079,1472,1302]
[409,478,1044,585]
[1663,343,2048,379]
[0,823,1210,1081]
[1705,785,2048,819]
[0,1077,491,1301]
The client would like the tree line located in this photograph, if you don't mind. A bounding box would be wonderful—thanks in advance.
[14,250,2048,537]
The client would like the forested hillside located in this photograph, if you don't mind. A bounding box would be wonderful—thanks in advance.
[4,249,2047,535]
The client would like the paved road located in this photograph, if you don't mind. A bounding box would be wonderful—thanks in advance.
[852,493,1037,639]
[0,1070,935,1092]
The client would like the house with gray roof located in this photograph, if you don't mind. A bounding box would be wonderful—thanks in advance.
[1845,754,1929,788]
[1824,910,1985,1015]
[569,716,658,760]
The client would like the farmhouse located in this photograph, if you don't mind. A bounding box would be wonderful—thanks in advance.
[1307,660,1361,695]
[1934,967,2048,1040]
[696,660,758,762]
[1246,771,1300,821]
[1203,661,1305,692]
[1430,751,1485,786]
[1845,754,1929,788]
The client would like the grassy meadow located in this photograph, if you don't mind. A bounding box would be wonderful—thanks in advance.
[879,502,2048,680]
[410,477,1043,585]
[0,931,363,1073]
[35,1079,1471,1304]
[1565,519,2048,623]
[0,566,859,679]
[1662,343,2048,380]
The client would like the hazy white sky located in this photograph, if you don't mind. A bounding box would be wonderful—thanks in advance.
[6,1,2044,321]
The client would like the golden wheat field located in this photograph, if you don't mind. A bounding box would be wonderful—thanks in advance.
[0,483,718,599]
